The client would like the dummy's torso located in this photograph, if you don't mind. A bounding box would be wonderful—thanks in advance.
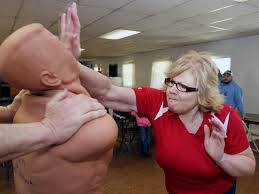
[13,91,118,194]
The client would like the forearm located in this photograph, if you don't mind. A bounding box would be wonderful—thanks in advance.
[217,152,255,177]
[0,106,15,123]
[80,64,137,112]
[80,64,112,99]
[0,122,53,162]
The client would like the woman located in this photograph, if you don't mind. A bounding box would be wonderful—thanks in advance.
[60,3,256,194]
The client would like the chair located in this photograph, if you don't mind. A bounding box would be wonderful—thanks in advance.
[243,121,259,153]
[0,161,12,181]
[113,111,138,153]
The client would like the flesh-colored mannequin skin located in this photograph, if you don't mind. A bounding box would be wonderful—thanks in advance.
[0,23,118,194]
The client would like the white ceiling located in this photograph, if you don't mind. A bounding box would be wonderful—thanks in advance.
[1,0,259,58]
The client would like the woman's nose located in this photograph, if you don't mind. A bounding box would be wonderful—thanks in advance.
[168,84,178,94]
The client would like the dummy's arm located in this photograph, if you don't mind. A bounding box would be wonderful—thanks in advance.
[0,122,55,162]
[80,65,137,112]
[0,106,16,123]
[0,90,27,123]
[0,90,106,162]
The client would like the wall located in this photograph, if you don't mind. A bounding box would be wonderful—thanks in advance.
[91,34,259,114]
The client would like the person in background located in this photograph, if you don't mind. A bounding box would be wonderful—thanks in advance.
[131,111,152,157]
[219,70,244,118]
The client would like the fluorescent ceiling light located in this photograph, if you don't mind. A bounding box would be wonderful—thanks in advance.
[209,25,229,31]
[209,5,235,13]
[100,29,140,40]
[80,48,85,52]
[210,18,233,24]
[210,29,230,33]
[234,0,249,2]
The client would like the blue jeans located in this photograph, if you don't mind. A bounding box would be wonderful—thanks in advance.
[138,126,151,156]
[225,181,236,194]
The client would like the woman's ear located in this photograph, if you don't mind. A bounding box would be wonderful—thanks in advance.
[40,70,61,87]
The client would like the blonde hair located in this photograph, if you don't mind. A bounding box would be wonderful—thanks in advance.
[167,50,224,113]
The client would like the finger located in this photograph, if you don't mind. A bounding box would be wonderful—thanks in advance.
[71,2,80,33]
[204,124,210,142]
[60,13,66,35]
[80,109,107,124]
[211,132,225,147]
[73,94,98,103]
[14,89,28,99]
[211,117,228,137]
[80,100,105,113]
[63,94,105,112]
[211,130,225,140]
[211,116,224,130]
[18,89,29,95]
[86,96,101,103]
[211,117,226,135]
[48,89,68,106]
[66,6,72,33]
[210,132,222,147]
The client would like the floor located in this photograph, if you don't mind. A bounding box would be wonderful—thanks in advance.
[0,147,258,194]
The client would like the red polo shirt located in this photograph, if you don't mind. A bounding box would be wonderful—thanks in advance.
[133,87,249,194]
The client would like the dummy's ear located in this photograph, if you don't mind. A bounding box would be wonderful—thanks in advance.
[40,70,61,87]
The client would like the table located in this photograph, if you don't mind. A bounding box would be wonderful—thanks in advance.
[244,113,259,127]
[113,112,138,153]
[243,113,259,153]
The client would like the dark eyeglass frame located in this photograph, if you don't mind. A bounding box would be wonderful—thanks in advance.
[164,78,198,93]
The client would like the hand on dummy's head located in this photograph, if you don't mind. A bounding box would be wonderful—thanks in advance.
[59,2,81,59]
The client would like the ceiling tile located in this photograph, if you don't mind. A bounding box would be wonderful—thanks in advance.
[126,0,238,32]
[1,0,259,58]
[186,3,258,25]
[81,21,116,38]
[247,0,259,8]
[96,9,147,27]
[143,21,200,37]
[19,0,67,21]
[126,14,173,32]
[171,25,221,37]
[81,9,147,37]
[0,18,14,40]
[78,5,112,27]
[212,11,259,29]
[121,0,189,15]
[0,0,22,17]
[13,18,53,31]
[159,0,238,22]
[78,0,134,9]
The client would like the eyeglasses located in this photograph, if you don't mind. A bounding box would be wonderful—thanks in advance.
[164,78,198,93]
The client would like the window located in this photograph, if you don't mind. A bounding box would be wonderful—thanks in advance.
[212,57,231,74]
[122,63,135,87]
[150,60,172,89]
[93,64,102,73]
